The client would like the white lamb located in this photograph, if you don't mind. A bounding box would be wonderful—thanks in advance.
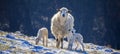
[67,28,85,51]
[51,7,74,48]
[35,27,48,47]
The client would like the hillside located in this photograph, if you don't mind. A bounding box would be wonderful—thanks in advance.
[0,31,120,54]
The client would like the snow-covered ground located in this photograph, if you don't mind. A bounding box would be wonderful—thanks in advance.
[0,31,120,54]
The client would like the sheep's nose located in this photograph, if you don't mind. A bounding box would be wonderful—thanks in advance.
[62,14,65,17]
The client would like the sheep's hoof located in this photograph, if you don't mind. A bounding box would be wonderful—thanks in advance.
[56,46,59,48]
[61,46,63,49]
[67,48,72,50]
[45,44,48,47]
[35,42,38,45]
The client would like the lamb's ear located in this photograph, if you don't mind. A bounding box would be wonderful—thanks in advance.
[68,10,72,13]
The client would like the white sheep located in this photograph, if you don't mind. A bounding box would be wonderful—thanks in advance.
[35,27,48,47]
[51,7,74,48]
[67,28,85,51]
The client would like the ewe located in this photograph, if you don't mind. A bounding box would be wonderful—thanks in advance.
[35,27,48,47]
[51,7,74,48]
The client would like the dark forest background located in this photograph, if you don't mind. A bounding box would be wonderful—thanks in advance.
[0,0,120,49]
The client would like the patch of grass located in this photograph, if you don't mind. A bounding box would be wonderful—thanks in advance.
[88,50,104,54]
[0,37,13,44]
[0,32,8,36]
[0,43,10,50]
[85,45,91,49]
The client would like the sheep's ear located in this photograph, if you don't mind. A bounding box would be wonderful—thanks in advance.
[68,10,72,13]
[56,9,60,11]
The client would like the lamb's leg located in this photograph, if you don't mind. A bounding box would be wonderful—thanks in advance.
[68,38,74,50]
[78,40,85,51]
[81,42,85,51]
[61,38,63,49]
[75,40,79,50]
[43,37,45,46]
[43,36,47,47]
[46,36,48,47]
[35,38,39,45]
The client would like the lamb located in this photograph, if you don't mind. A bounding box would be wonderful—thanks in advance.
[67,28,85,51]
[35,27,48,47]
[51,7,74,48]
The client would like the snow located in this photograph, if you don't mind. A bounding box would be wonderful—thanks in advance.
[0,31,120,54]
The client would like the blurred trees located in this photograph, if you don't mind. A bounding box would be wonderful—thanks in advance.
[0,0,120,49]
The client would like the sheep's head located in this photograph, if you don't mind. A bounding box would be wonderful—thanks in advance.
[58,7,71,18]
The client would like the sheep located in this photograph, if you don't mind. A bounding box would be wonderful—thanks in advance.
[35,27,48,47]
[51,7,74,48]
[67,28,85,51]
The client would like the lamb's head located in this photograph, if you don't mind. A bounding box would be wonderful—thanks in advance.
[58,7,71,18]
[71,28,76,34]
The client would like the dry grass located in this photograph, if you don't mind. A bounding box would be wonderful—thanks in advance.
[0,31,120,54]
[0,43,9,50]
[88,50,105,54]
[0,31,8,36]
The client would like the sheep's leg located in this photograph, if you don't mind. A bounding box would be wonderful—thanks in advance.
[67,36,71,50]
[56,38,58,48]
[61,38,63,49]
[56,38,60,48]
